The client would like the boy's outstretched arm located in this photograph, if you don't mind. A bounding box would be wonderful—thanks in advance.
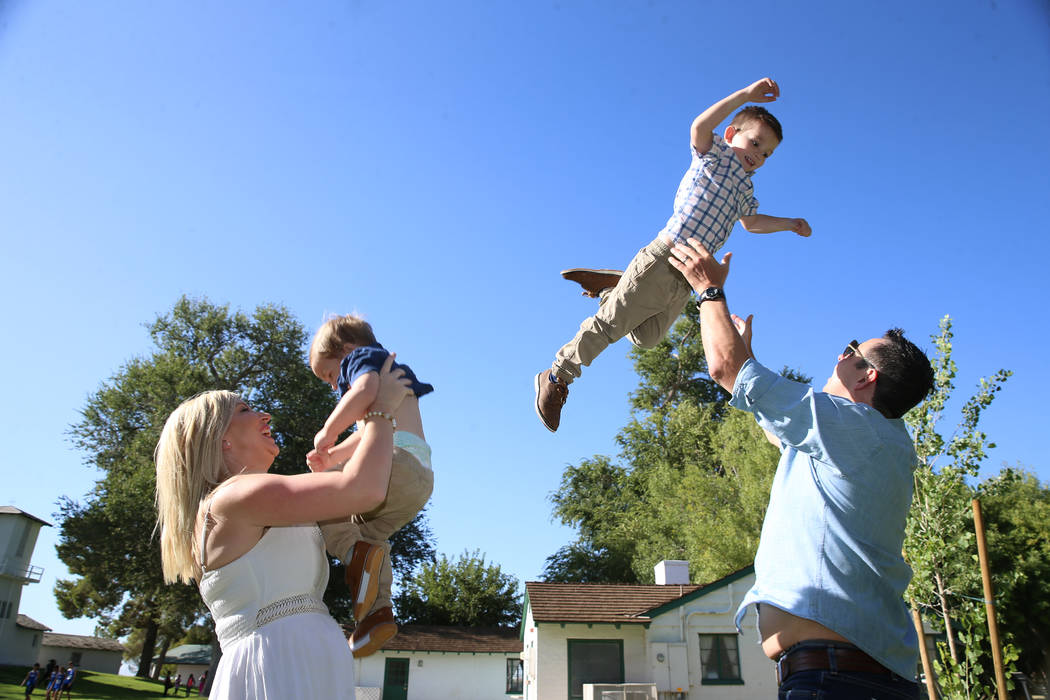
[739,214,811,237]
[690,78,779,153]
[313,372,379,452]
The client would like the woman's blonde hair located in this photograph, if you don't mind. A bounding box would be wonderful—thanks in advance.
[155,390,240,584]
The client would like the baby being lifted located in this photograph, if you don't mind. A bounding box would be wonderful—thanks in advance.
[307,313,434,658]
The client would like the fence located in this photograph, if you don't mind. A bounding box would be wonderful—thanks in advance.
[583,683,658,700]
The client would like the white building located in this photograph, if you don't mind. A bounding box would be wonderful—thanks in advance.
[0,507,50,666]
[0,506,125,672]
[37,630,124,674]
[355,624,524,700]
[157,625,524,699]
[156,643,211,682]
[520,562,775,700]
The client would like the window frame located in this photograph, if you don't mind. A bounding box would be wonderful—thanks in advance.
[566,638,625,700]
[506,658,523,694]
[698,633,744,685]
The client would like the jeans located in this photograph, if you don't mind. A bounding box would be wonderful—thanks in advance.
[778,669,920,699]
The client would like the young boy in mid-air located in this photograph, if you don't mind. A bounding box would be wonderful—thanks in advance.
[306,313,434,658]
[534,77,811,432]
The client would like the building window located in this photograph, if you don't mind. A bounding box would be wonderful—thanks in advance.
[506,658,523,694]
[16,523,30,556]
[0,601,7,619]
[71,652,83,665]
[567,639,624,700]
[699,634,743,684]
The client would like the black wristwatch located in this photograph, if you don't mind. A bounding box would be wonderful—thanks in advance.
[696,287,725,307]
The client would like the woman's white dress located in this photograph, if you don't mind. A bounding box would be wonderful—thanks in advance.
[198,524,355,699]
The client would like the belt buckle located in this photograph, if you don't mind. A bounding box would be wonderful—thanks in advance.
[775,655,786,685]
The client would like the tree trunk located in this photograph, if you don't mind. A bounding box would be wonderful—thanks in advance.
[935,571,958,662]
[202,632,221,697]
[137,616,159,678]
[152,637,170,680]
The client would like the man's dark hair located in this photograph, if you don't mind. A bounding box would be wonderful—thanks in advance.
[866,328,935,419]
[731,105,783,143]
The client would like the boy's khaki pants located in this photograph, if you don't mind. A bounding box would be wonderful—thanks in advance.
[553,237,692,383]
[320,446,434,617]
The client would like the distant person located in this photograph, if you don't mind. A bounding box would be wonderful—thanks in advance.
[535,77,811,432]
[306,314,435,657]
[163,672,172,695]
[173,674,181,695]
[186,673,195,696]
[44,665,64,700]
[155,356,411,698]
[197,670,207,695]
[57,665,75,699]
[20,663,41,698]
[670,238,934,698]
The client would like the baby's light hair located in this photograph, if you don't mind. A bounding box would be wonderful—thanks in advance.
[154,390,240,584]
[310,313,377,366]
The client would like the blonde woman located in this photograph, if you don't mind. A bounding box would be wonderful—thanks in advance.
[156,356,410,699]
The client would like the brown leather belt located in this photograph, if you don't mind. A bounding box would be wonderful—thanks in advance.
[776,642,892,685]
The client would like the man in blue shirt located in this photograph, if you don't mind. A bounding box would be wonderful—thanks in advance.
[669,239,934,699]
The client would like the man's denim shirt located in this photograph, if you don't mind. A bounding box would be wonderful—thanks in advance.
[729,359,919,678]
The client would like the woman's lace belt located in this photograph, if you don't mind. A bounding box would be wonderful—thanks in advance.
[255,593,329,628]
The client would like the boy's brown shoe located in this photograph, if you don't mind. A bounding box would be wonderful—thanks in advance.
[344,542,384,621]
[350,606,398,658]
[534,370,569,432]
[561,268,623,298]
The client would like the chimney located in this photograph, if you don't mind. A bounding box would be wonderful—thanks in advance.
[654,560,690,585]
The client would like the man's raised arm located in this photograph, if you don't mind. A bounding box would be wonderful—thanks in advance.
[668,239,750,392]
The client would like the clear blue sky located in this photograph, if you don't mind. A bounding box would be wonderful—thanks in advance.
[3,1,1047,638]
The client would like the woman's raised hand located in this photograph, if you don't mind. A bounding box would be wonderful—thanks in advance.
[371,353,412,414]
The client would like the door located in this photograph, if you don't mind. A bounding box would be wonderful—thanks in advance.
[382,658,410,700]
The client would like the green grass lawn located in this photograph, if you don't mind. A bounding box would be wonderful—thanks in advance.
[0,665,173,699]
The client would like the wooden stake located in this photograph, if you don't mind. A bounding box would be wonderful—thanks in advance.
[912,607,939,699]
[972,498,1008,700]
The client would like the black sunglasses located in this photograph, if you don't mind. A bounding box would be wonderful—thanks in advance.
[842,340,879,372]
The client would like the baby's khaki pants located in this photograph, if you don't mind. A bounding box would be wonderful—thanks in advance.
[320,446,434,617]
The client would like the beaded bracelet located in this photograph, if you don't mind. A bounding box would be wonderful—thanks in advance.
[363,410,397,431]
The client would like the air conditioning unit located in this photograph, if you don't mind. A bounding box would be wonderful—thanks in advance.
[582,683,658,700]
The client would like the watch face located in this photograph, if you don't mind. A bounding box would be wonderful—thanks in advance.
[699,287,723,303]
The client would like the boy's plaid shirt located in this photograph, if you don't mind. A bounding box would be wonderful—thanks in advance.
[659,133,759,251]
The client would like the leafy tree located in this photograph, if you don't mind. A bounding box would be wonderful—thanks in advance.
[544,456,643,583]
[390,509,437,580]
[58,296,435,675]
[542,541,640,584]
[545,305,798,585]
[904,315,1015,698]
[636,409,778,581]
[977,467,1050,684]
[121,620,212,678]
[394,550,521,627]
